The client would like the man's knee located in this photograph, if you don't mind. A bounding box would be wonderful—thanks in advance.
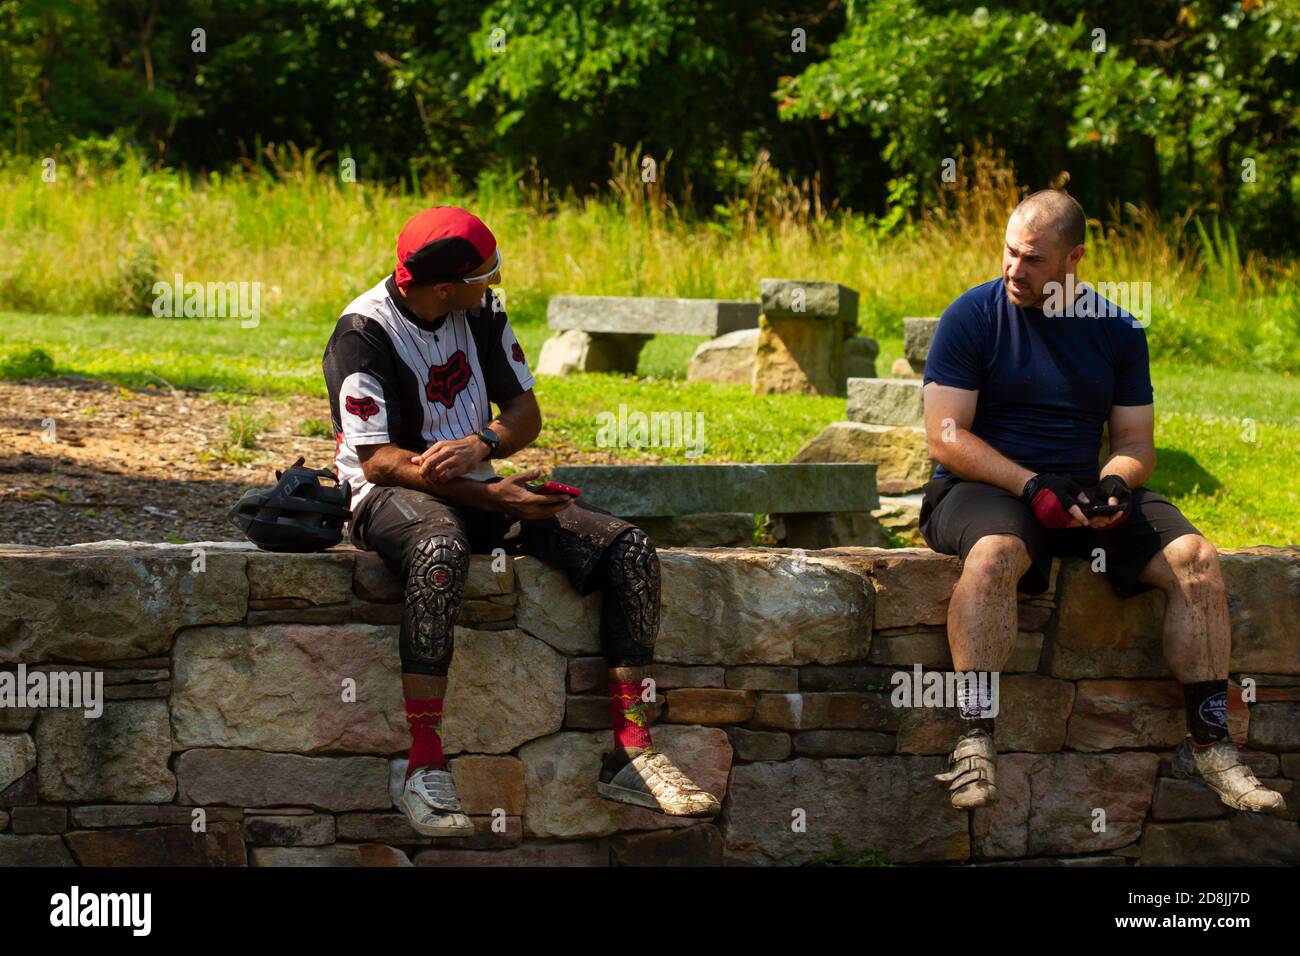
[607,525,658,577]
[401,532,470,674]
[962,534,1032,584]
[1149,533,1224,596]
[600,527,660,666]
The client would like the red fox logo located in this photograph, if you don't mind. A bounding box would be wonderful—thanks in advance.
[512,342,525,364]
[345,395,380,421]
[427,351,472,408]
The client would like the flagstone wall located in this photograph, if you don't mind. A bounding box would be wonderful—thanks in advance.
[1,541,1297,866]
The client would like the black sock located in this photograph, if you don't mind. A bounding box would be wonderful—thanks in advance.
[1183,680,1229,744]
[956,674,995,736]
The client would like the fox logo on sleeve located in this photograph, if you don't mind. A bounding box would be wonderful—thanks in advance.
[345,395,381,421]
[323,278,536,513]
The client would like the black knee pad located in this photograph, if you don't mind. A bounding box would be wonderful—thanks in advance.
[600,527,660,664]
[402,534,469,673]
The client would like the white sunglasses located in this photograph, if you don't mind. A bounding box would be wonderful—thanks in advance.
[458,248,503,284]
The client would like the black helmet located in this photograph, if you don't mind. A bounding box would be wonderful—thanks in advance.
[230,457,351,552]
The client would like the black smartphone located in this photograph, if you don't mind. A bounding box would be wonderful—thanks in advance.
[1085,502,1125,516]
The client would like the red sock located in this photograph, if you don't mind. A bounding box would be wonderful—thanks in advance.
[405,696,445,776]
[609,679,653,753]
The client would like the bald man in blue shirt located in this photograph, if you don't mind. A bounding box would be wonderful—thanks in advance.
[920,190,1283,815]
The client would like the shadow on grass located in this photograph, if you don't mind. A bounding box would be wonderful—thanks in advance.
[1151,446,1221,497]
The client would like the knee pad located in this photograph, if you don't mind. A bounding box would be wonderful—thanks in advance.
[600,527,661,661]
[403,534,469,669]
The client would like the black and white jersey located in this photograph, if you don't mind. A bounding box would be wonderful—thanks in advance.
[322,274,534,511]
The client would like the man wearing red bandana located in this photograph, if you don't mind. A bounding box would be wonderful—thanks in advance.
[323,206,720,836]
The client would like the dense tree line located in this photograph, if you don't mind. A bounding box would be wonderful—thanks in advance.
[3,0,1297,247]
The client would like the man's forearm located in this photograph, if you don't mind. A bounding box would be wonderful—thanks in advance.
[363,447,500,510]
[931,429,1035,496]
[1100,444,1154,489]
[485,417,531,459]
[484,404,539,460]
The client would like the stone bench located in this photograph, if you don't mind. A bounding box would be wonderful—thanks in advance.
[536,296,761,376]
[751,279,857,396]
[2,541,1296,867]
[550,463,881,549]
[687,279,877,393]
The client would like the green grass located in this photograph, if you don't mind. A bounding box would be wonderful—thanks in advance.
[2,311,1295,546]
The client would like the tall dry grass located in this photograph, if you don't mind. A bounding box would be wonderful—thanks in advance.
[1,142,1295,370]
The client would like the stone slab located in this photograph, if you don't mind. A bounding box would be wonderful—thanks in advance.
[846,378,925,428]
[547,296,759,336]
[0,544,247,663]
[903,317,939,363]
[759,279,859,325]
[549,464,878,517]
[723,756,968,865]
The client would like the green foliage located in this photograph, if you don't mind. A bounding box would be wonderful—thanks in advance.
[114,241,162,317]
[225,411,272,450]
[2,1,1298,245]
[779,0,1300,247]
[779,2,1091,194]
[806,836,894,867]
[0,346,55,380]
[297,417,334,439]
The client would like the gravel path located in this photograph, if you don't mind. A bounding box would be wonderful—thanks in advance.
[0,377,575,546]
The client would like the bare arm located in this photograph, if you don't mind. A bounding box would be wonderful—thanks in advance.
[358,440,569,519]
[1102,403,1156,489]
[359,443,499,509]
[923,382,1035,496]
[410,389,542,483]
[485,388,542,458]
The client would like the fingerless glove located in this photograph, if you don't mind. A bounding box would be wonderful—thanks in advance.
[1021,473,1087,528]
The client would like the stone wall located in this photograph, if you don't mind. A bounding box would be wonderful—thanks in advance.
[1,541,1297,867]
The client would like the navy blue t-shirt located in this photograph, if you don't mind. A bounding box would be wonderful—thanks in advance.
[924,277,1153,480]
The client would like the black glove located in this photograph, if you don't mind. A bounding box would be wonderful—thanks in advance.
[1021,473,1088,528]
[1087,475,1132,526]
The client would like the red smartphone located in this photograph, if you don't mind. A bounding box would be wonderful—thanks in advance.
[531,480,581,497]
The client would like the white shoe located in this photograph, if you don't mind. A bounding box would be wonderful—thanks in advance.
[596,751,721,817]
[1171,736,1286,814]
[935,728,998,809]
[399,767,474,837]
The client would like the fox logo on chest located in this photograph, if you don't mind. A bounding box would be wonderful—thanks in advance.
[426,350,473,408]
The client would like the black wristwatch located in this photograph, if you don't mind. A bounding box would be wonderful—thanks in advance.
[475,427,500,457]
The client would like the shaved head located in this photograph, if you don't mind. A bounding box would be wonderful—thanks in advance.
[1002,190,1087,309]
[1009,190,1086,250]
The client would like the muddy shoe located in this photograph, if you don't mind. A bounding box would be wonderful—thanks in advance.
[935,727,998,809]
[400,767,475,837]
[1170,736,1286,813]
[597,750,721,817]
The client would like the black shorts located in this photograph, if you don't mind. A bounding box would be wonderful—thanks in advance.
[348,479,637,597]
[918,475,1201,597]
